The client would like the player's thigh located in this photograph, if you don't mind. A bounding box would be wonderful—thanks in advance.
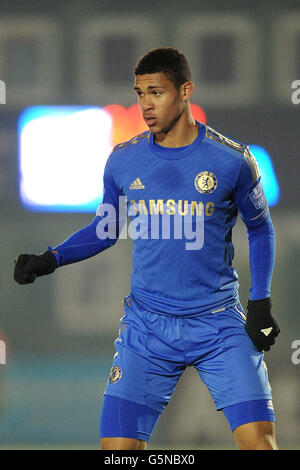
[100,302,186,443]
[233,420,277,450]
[104,298,186,412]
[100,437,147,450]
[222,399,276,446]
[99,395,160,444]
[194,305,273,411]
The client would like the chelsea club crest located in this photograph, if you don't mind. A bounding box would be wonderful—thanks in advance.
[194,171,218,194]
[109,366,122,384]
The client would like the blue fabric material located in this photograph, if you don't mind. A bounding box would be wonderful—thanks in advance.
[103,297,273,413]
[246,210,275,300]
[99,395,160,442]
[223,399,276,432]
[48,122,275,315]
[48,216,116,267]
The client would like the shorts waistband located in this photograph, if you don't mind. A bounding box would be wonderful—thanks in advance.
[125,292,240,318]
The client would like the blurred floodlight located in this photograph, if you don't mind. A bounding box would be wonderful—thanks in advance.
[249,145,280,207]
[18,106,279,212]
[18,106,113,212]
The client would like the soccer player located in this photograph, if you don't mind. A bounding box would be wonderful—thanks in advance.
[14,47,280,450]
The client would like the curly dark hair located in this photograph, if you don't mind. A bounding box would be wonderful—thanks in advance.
[134,47,192,89]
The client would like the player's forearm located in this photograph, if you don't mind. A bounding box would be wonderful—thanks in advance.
[49,216,118,267]
[246,211,275,300]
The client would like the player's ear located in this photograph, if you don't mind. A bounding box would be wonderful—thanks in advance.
[181,81,194,101]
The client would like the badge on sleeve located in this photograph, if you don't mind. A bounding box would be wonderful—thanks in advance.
[249,181,266,210]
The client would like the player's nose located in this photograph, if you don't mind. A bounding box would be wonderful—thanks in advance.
[142,96,154,112]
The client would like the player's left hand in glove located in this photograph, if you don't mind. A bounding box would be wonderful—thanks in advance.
[14,251,57,285]
[245,297,280,352]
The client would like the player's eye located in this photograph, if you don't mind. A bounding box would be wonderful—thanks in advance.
[153,91,161,96]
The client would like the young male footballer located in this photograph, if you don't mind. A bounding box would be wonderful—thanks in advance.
[14,47,280,450]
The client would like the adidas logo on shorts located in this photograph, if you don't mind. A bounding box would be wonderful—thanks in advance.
[267,400,274,410]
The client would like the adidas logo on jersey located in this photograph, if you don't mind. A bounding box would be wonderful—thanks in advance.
[129,178,145,190]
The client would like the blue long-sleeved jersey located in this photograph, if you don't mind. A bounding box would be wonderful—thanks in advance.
[49,122,275,316]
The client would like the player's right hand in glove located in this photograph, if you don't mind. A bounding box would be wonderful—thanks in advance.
[245,297,280,352]
[14,251,57,285]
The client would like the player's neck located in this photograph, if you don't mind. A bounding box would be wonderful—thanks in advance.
[154,112,198,148]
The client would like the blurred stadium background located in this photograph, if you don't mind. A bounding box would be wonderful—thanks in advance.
[0,0,299,450]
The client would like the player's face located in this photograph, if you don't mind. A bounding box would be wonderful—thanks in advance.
[134,72,188,135]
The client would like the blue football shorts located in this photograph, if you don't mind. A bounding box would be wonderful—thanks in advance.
[100,295,275,441]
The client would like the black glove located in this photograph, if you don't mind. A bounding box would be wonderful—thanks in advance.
[14,251,57,285]
[245,298,280,352]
